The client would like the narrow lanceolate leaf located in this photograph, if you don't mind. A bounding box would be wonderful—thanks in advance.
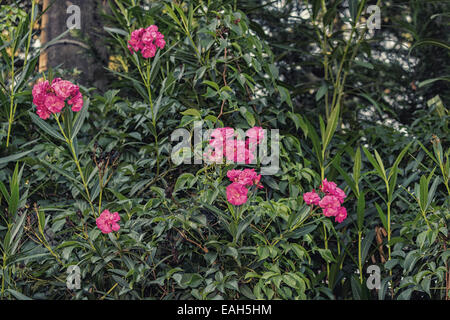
[388,167,399,202]
[322,104,340,155]
[375,202,387,231]
[357,191,366,231]
[410,39,450,52]
[29,112,65,142]
[362,147,383,180]
[7,289,32,300]
[374,150,387,181]
[9,163,20,218]
[353,147,362,194]
[419,175,428,212]
[331,158,357,196]
[426,176,440,209]
[71,98,89,139]
[0,149,34,165]
[36,207,45,235]
[295,114,323,167]
[388,141,412,180]
[0,180,10,204]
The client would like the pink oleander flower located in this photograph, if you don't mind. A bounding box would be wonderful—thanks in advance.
[237,168,258,187]
[303,191,321,205]
[331,187,347,204]
[226,182,249,206]
[322,207,339,217]
[303,179,348,223]
[227,169,242,182]
[128,28,144,53]
[52,78,79,99]
[226,168,263,189]
[319,195,341,210]
[96,209,121,234]
[335,206,347,223]
[253,173,264,189]
[32,80,50,107]
[141,43,157,58]
[320,178,337,194]
[44,94,65,113]
[32,78,84,119]
[68,92,84,112]
[36,105,51,120]
[128,25,165,58]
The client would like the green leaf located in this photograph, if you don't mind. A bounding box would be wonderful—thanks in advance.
[353,147,361,192]
[181,108,201,118]
[418,77,450,88]
[174,173,196,195]
[317,248,336,263]
[315,83,327,101]
[419,175,428,212]
[374,150,387,181]
[6,289,32,300]
[36,207,45,235]
[356,191,365,231]
[375,202,387,230]
[103,26,129,37]
[362,147,384,181]
[388,142,412,180]
[203,80,220,91]
[71,98,89,139]
[410,38,450,52]
[322,104,340,155]
[0,149,34,165]
[29,112,65,142]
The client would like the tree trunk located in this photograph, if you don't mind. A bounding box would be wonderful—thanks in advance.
[39,0,110,91]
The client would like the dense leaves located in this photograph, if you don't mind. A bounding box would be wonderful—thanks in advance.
[0,0,448,300]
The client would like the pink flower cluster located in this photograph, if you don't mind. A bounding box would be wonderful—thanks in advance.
[32,78,83,120]
[128,25,165,58]
[96,209,121,234]
[204,127,264,164]
[226,169,263,206]
[303,179,348,223]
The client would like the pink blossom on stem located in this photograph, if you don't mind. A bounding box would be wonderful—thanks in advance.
[331,187,347,204]
[303,191,321,205]
[128,25,165,58]
[320,178,337,194]
[335,207,347,223]
[32,78,84,119]
[226,182,248,206]
[96,209,121,234]
[319,195,341,210]
[44,94,65,114]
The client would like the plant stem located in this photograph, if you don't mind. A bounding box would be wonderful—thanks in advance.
[1,252,6,297]
[323,222,330,281]
[24,0,36,67]
[55,116,96,217]
[358,230,363,284]
[6,53,15,148]
[145,62,160,177]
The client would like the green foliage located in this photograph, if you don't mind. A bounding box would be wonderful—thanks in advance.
[0,0,448,300]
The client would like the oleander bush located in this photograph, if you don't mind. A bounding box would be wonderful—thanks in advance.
[0,0,448,300]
